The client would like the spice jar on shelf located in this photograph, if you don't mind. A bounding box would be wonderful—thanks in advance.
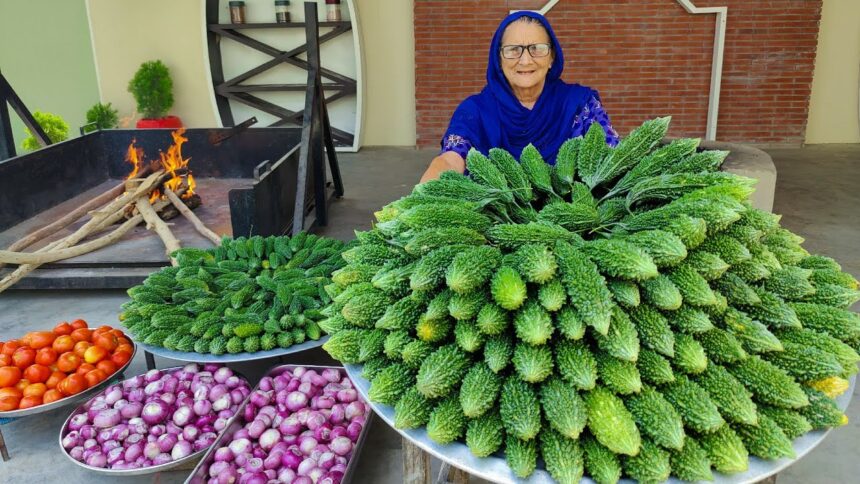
[325,0,342,22]
[229,1,246,24]
[274,0,290,23]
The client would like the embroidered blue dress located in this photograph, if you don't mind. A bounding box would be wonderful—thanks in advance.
[442,96,619,161]
[440,11,619,165]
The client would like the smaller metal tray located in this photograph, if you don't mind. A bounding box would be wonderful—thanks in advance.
[135,335,329,363]
[185,363,373,484]
[58,365,248,476]
[0,344,137,419]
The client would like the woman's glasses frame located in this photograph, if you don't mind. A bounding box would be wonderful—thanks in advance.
[500,43,552,59]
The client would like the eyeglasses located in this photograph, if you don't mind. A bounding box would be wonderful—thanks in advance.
[500,43,551,59]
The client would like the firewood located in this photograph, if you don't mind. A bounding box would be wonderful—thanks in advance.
[164,188,221,245]
[0,172,172,292]
[0,168,155,269]
[135,196,182,266]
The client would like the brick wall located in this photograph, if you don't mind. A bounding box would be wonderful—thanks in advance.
[414,0,822,148]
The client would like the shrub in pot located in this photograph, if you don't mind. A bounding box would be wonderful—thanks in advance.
[127,60,182,128]
[82,102,119,133]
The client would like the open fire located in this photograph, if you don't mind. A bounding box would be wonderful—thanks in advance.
[125,128,197,203]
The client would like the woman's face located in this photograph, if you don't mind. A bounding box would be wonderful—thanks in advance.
[500,21,554,94]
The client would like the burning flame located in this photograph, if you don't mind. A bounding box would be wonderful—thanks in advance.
[125,128,195,202]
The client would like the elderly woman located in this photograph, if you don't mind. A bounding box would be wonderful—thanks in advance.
[420,11,618,182]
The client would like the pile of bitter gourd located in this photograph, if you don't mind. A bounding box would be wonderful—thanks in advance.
[321,117,860,483]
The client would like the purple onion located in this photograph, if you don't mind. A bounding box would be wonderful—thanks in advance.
[292,477,312,484]
[286,378,301,392]
[213,367,233,384]
[104,386,123,405]
[150,424,166,437]
[214,417,229,432]
[282,447,303,469]
[347,421,363,441]
[86,452,107,468]
[172,405,193,426]
[144,369,163,383]
[247,419,267,439]
[126,388,145,403]
[345,401,365,420]
[306,411,326,430]
[315,395,336,410]
[228,438,251,456]
[238,472,267,484]
[243,403,257,422]
[157,433,178,453]
[329,404,345,424]
[320,470,345,484]
[69,446,85,460]
[67,413,87,431]
[258,377,273,392]
[314,423,333,442]
[141,400,169,425]
[209,460,230,477]
[194,432,217,452]
[62,431,80,449]
[330,437,352,456]
[259,428,280,451]
[182,425,200,442]
[127,418,148,435]
[336,388,357,403]
[84,438,99,450]
[193,399,212,416]
[152,452,172,466]
[126,433,144,445]
[196,414,216,428]
[171,440,193,460]
[231,388,246,405]
[225,376,243,389]
[103,440,121,452]
[166,421,183,436]
[299,437,318,455]
[212,394,232,412]
[124,443,143,462]
[123,375,145,390]
[159,392,176,406]
[277,467,297,482]
[107,446,125,465]
[209,384,228,402]
[120,401,143,419]
[330,426,347,440]
[144,441,161,459]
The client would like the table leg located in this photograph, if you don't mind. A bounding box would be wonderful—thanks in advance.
[0,426,9,461]
[758,475,778,484]
[446,464,470,483]
[144,350,156,370]
[403,437,431,484]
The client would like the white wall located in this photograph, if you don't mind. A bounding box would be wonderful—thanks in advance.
[806,0,860,144]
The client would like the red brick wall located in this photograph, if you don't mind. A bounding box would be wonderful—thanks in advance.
[414,0,822,148]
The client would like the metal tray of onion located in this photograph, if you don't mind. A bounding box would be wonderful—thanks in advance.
[185,364,374,484]
[0,344,138,419]
[58,363,251,476]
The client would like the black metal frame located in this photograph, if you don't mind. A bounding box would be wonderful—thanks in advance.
[0,71,50,161]
[205,0,357,147]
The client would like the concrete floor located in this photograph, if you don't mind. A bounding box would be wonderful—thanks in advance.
[0,144,858,483]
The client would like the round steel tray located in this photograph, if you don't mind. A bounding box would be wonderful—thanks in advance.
[134,334,329,363]
[57,364,248,476]
[0,344,138,419]
[346,363,856,484]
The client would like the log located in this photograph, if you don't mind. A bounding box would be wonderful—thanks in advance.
[0,167,156,269]
[0,176,174,292]
[164,188,221,245]
[0,215,147,264]
[135,196,181,266]
[403,438,431,484]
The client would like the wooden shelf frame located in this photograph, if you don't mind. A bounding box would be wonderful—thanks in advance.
[205,2,358,147]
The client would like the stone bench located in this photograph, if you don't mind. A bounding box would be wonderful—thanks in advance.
[703,140,777,213]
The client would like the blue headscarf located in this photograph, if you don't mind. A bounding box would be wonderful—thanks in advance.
[442,11,595,165]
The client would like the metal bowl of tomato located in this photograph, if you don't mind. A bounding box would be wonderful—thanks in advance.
[0,320,137,419]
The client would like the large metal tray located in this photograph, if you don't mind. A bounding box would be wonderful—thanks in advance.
[135,335,329,363]
[58,365,248,476]
[185,363,373,484]
[346,363,856,484]
[0,344,137,419]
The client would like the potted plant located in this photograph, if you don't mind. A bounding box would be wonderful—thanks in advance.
[82,102,119,133]
[21,111,70,151]
[127,60,182,128]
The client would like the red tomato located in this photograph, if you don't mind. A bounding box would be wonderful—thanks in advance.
[70,328,92,343]
[42,389,63,404]
[0,354,11,367]
[0,366,22,387]
[23,364,51,384]
[0,387,22,399]
[11,347,36,369]
[0,396,19,411]
[45,370,65,389]
[73,341,91,358]
[93,333,119,352]
[14,379,29,392]
[22,382,47,398]
[76,363,96,377]
[53,322,74,336]
[70,319,88,330]
[115,343,134,355]
[56,353,81,373]
[96,360,118,376]
[58,374,86,396]
[110,329,125,339]
[35,348,57,366]
[52,335,75,354]
[84,369,107,388]
[1,340,20,356]
[18,395,42,409]
[26,331,56,350]
[111,350,132,368]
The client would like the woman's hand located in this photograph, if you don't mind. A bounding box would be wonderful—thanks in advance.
[419,151,466,183]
